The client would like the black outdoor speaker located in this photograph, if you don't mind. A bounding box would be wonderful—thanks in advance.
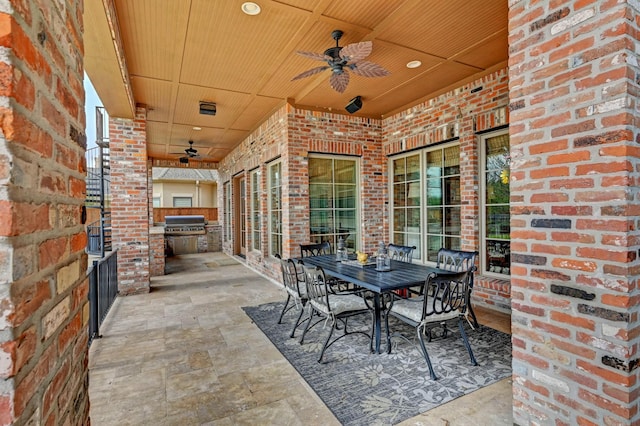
[345,96,362,114]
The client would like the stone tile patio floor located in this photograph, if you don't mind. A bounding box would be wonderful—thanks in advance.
[89,252,512,425]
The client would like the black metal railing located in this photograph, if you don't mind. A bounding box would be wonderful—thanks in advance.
[86,212,111,256]
[88,250,118,345]
[86,145,110,208]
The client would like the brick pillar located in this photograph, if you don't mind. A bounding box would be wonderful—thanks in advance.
[110,107,151,294]
[509,1,640,424]
[0,1,89,424]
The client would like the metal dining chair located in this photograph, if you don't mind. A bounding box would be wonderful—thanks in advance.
[298,262,373,363]
[387,243,416,297]
[385,270,478,380]
[275,254,308,338]
[300,240,353,290]
[436,248,479,328]
[387,243,416,263]
[300,241,332,257]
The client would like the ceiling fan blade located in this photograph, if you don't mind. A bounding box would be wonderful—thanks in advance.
[295,50,329,61]
[330,71,349,93]
[339,41,372,63]
[349,61,391,78]
[292,66,329,81]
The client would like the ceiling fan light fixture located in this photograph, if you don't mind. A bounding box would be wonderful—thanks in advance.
[199,101,216,116]
[241,2,261,15]
[406,60,422,69]
[292,30,389,93]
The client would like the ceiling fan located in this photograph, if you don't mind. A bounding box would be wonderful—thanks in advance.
[292,30,390,93]
[170,140,202,162]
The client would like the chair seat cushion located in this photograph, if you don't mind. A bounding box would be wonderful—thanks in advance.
[311,293,369,316]
[286,284,307,299]
[390,298,460,324]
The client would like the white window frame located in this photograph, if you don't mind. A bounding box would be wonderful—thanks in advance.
[388,140,462,264]
[479,129,511,278]
[424,142,462,262]
[172,196,193,207]
[308,154,361,252]
[250,168,261,252]
[223,181,231,242]
[267,160,282,257]
[388,151,422,260]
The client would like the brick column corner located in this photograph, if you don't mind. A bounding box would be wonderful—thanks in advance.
[109,107,151,294]
[508,1,640,424]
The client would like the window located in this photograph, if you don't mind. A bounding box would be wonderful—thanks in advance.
[308,156,358,251]
[223,182,231,241]
[250,169,261,251]
[392,154,421,259]
[173,196,192,207]
[153,197,160,208]
[268,161,282,256]
[481,131,510,276]
[425,144,461,261]
[390,142,461,263]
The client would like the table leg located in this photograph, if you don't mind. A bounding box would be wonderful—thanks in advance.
[373,293,381,354]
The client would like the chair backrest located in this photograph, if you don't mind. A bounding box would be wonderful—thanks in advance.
[436,248,478,273]
[300,241,331,258]
[277,255,305,298]
[387,243,416,263]
[300,262,330,309]
[422,270,470,320]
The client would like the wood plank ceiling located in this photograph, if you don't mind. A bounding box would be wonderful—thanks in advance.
[87,0,508,163]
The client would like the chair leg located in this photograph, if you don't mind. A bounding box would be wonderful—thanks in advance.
[299,308,315,344]
[467,302,480,329]
[458,319,478,366]
[370,311,375,354]
[384,311,391,354]
[277,294,291,324]
[289,303,306,338]
[417,324,438,380]
[318,319,336,363]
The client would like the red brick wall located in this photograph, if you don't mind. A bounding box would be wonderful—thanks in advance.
[219,75,511,298]
[383,69,511,312]
[149,231,165,276]
[109,107,150,294]
[509,1,640,424]
[218,106,288,280]
[218,104,385,280]
[0,0,90,424]
[287,108,385,254]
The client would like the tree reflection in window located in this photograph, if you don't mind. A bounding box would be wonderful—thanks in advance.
[484,133,510,276]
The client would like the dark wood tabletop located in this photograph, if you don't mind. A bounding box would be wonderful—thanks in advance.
[299,254,449,293]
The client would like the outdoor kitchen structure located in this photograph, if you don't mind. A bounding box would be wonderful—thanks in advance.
[162,214,221,256]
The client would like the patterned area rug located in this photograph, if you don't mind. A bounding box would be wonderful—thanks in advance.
[243,301,512,426]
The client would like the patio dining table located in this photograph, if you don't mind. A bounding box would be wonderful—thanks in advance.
[299,254,452,354]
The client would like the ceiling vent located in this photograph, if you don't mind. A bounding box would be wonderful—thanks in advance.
[199,101,217,116]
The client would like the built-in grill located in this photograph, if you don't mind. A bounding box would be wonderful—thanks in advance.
[164,215,207,235]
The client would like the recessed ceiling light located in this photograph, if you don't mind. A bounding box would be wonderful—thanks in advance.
[406,60,422,69]
[192,127,202,131]
[241,2,261,15]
